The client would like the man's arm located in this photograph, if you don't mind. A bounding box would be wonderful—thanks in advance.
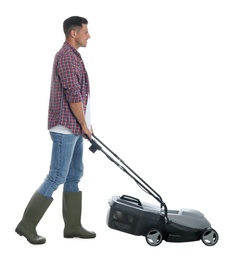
[70,102,92,139]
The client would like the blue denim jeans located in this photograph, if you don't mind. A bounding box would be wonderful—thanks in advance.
[38,132,84,198]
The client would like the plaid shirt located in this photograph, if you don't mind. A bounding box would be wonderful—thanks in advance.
[48,42,90,135]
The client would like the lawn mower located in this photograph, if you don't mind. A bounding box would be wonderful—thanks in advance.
[88,134,219,246]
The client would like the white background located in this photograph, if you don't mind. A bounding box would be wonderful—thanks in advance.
[0,0,233,258]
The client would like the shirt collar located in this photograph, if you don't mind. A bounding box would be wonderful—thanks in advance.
[63,41,81,57]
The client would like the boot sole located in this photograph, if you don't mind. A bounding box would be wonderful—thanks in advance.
[15,227,46,245]
[64,233,96,239]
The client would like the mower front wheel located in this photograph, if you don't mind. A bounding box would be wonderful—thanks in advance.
[201,228,219,246]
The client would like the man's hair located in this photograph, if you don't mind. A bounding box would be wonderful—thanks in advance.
[63,16,88,37]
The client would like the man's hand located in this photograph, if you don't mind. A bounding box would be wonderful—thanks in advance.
[82,125,92,140]
[69,102,93,140]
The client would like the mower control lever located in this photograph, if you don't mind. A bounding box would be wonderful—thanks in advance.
[89,139,102,153]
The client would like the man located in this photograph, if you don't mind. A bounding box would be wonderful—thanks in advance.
[15,16,96,244]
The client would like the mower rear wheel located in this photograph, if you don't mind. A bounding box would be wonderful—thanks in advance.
[145,228,163,246]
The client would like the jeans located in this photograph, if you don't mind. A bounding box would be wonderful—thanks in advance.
[38,132,84,198]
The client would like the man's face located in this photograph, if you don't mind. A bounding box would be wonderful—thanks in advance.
[74,24,90,48]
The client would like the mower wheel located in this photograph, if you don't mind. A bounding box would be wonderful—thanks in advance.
[201,228,219,246]
[145,228,163,246]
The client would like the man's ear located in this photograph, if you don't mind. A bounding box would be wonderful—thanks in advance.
[70,29,77,38]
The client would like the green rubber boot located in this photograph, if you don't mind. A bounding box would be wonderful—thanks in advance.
[15,191,53,244]
[63,191,96,239]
